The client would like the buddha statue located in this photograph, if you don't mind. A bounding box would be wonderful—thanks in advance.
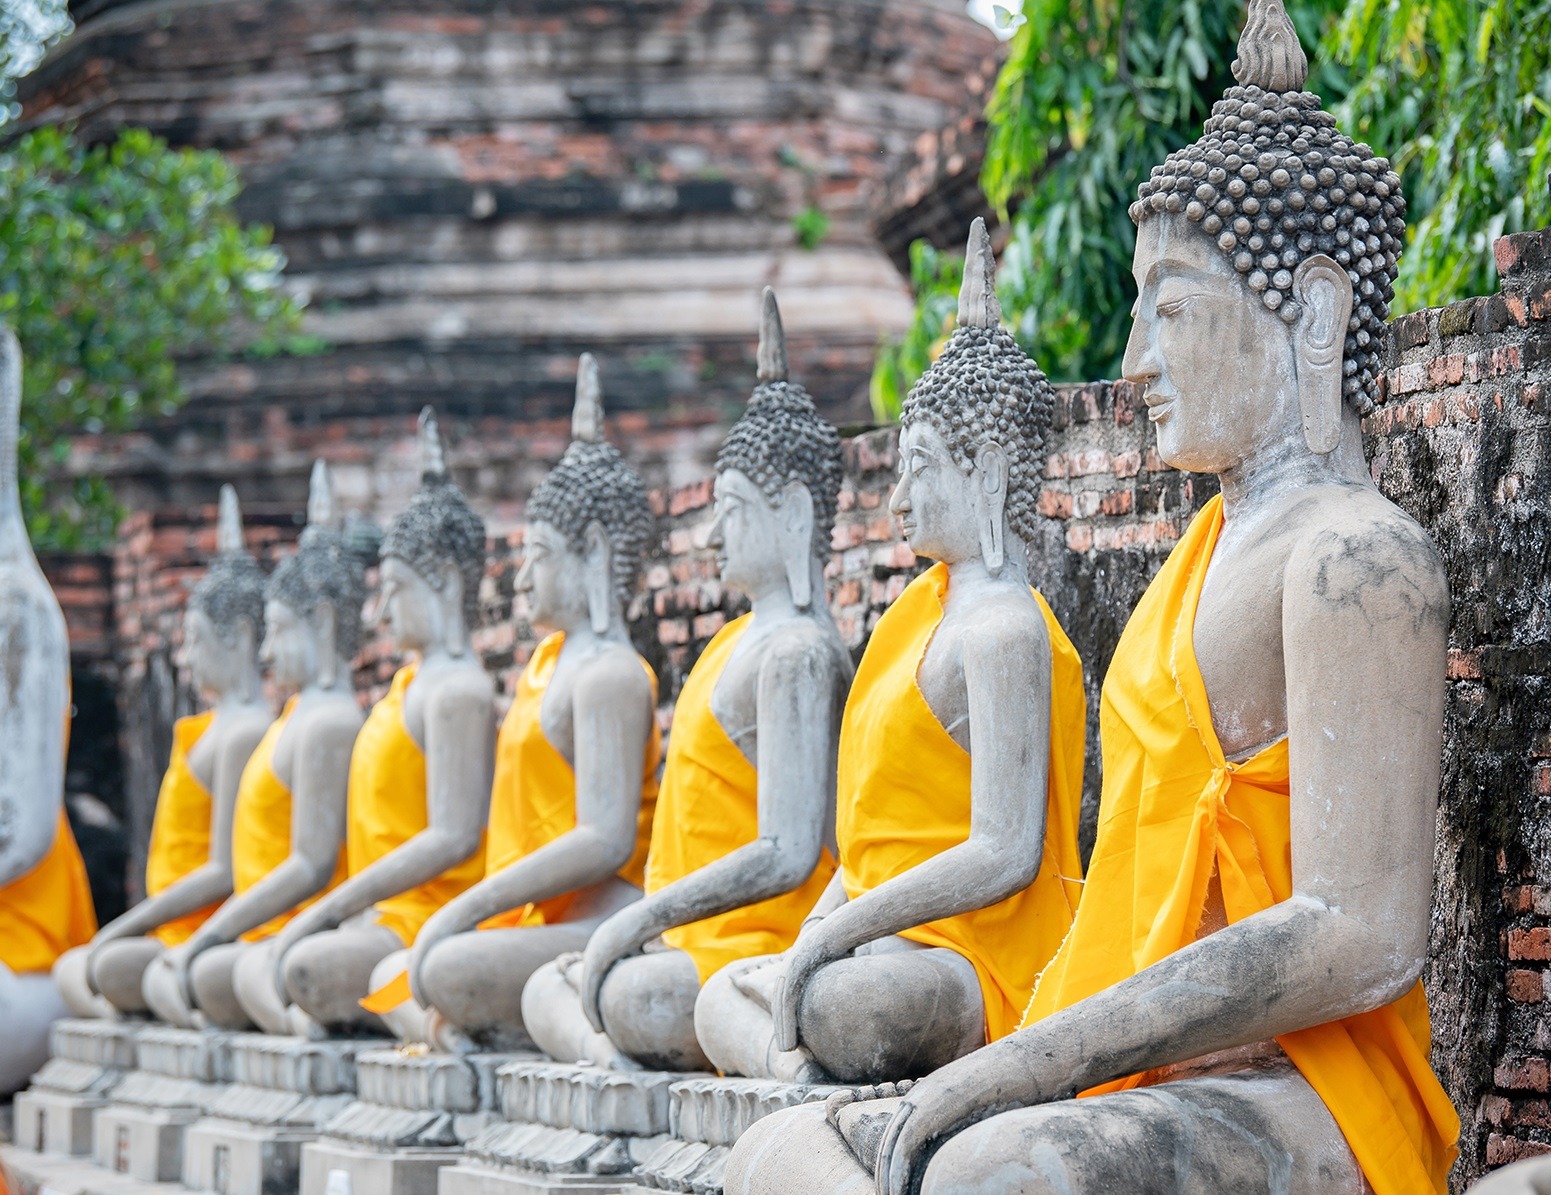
[694,228,1086,1089]
[232,409,493,1036]
[0,326,97,1094]
[143,462,364,1030]
[360,354,659,1051]
[727,5,1460,1193]
[55,486,271,1020]
[520,289,853,1071]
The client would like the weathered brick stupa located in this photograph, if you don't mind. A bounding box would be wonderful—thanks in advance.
[17,0,993,530]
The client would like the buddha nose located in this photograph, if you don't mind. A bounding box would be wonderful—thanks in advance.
[888,472,910,517]
[1122,314,1160,388]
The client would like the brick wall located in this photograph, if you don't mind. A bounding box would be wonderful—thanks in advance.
[45,223,1551,1190]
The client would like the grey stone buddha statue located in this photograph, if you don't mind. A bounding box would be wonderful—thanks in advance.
[0,326,95,1095]
[698,227,1087,1089]
[55,486,271,1020]
[521,289,854,1071]
[367,354,659,1052]
[143,462,366,1030]
[727,4,1458,1193]
[231,408,494,1037]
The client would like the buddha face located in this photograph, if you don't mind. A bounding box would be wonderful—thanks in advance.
[515,520,588,633]
[1123,215,1303,474]
[890,420,982,566]
[181,606,246,698]
[372,555,443,652]
[260,598,319,691]
[707,469,791,601]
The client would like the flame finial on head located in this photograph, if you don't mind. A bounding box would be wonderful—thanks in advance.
[572,353,604,445]
[306,459,337,532]
[756,287,789,385]
[418,406,448,483]
[1231,0,1308,92]
[957,217,1002,330]
[216,485,245,556]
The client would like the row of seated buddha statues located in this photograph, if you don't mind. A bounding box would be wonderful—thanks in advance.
[9,2,1479,1190]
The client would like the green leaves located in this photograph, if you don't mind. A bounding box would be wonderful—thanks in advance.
[872,0,1550,417]
[0,126,310,549]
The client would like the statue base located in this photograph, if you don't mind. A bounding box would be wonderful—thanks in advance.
[297,1048,519,1195]
[13,1020,141,1158]
[634,1076,842,1193]
[0,1141,186,1195]
[91,1026,234,1183]
[180,1033,385,1195]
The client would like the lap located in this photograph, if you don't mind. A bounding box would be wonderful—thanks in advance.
[922,1064,1365,1195]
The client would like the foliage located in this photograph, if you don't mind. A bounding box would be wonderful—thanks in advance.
[1,126,313,548]
[791,204,832,251]
[1328,0,1551,311]
[872,0,1551,417]
[0,0,71,123]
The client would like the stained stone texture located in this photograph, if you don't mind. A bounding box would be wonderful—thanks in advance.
[634,1077,844,1194]
[298,1050,519,1195]
[179,1035,384,1195]
[91,1029,234,1183]
[12,1021,141,1158]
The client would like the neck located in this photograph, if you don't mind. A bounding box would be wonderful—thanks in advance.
[552,608,626,647]
[306,657,357,699]
[748,579,799,623]
[942,545,1030,598]
[1217,430,1345,523]
[212,663,263,708]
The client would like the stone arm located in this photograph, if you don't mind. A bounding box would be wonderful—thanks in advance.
[273,671,494,972]
[0,585,70,888]
[578,632,845,1032]
[84,713,266,977]
[171,705,356,993]
[774,604,1055,1053]
[405,652,654,1005]
[871,521,1450,1195]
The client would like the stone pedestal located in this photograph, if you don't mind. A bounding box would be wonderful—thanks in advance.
[634,1077,842,1193]
[180,1034,384,1195]
[298,1049,518,1195]
[13,1020,141,1158]
[92,1027,233,1183]
[435,1061,701,1195]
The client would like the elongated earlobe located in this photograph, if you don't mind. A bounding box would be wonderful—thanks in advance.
[442,561,466,657]
[316,602,338,688]
[975,443,1008,575]
[779,481,815,610]
[584,521,613,636]
[1293,254,1354,455]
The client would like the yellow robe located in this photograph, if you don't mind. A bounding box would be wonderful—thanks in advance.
[349,664,486,946]
[1021,494,1459,1194]
[646,614,836,985]
[837,563,1086,1042]
[231,698,346,943]
[481,632,660,930]
[0,810,97,973]
[145,710,220,946]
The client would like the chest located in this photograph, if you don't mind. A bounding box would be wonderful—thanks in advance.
[1191,536,1290,759]
[537,659,580,766]
[186,728,219,792]
[913,616,970,751]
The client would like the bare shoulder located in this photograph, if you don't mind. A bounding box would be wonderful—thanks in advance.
[1285,488,1448,631]
[572,641,654,703]
[959,585,1053,665]
[425,658,497,712]
[218,707,272,757]
[761,616,849,676]
[297,693,365,746]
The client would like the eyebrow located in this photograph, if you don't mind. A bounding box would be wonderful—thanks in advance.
[1143,257,1212,288]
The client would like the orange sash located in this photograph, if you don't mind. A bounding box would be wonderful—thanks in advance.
[349,664,486,946]
[1021,494,1459,1194]
[0,810,96,973]
[646,615,836,984]
[836,563,1086,1042]
[231,699,346,943]
[481,633,661,930]
[145,710,220,946]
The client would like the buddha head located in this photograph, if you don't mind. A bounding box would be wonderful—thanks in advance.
[891,218,1057,574]
[262,461,367,691]
[517,354,653,636]
[1122,0,1404,474]
[183,486,266,699]
[709,288,844,610]
[373,408,486,657]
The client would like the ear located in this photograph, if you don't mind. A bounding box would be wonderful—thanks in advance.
[234,616,257,667]
[973,442,1008,575]
[583,521,614,636]
[1292,254,1354,455]
[778,480,816,610]
[315,601,339,688]
[440,560,467,657]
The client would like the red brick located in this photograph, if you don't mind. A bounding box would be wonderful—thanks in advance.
[1535,765,1551,797]
[1447,649,1483,680]
[1038,490,1073,519]
[1065,524,1094,553]
[1427,353,1465,387]
[1508,927,1551,962]
[1495,1056,1550,1091]
[1099,489,1134,517]
[1487,1133,1551,1167]
[1507,969,1545,1002]
[1506,886,1536,914]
